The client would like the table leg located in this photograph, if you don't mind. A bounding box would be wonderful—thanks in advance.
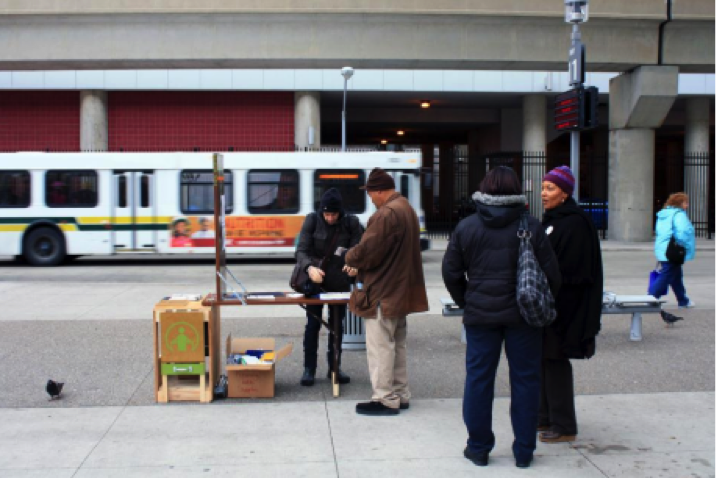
[330,304,341,398]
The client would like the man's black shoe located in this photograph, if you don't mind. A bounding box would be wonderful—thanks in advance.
[463,447,489,467]
[355,401,399,416]
[400,402,410,410]
[515,458,532,469]
[327,369,351,384]
[300,368,316,386]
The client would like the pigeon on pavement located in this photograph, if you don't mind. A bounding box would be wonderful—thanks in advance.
[660,310,684,328]
[46,380,64,400]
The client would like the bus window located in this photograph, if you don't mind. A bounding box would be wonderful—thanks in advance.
[118,176,127,208]
[0,170,30,208]
[313,170,365,214]
[140,174,150,208]
[400,174,410,201]
[180,170,233,214]
[247,170,299,214]
[46,170,98,207]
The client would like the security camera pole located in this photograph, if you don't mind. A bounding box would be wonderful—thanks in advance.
[341,66,354,152]
[565,0,589,203]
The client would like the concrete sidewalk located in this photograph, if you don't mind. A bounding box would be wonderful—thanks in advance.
[428,238,715,252]
[1,391,712,478]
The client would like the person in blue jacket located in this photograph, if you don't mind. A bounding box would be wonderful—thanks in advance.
[649,192,696,308]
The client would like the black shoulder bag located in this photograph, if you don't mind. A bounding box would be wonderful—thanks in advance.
[290,226,341,295]
[665,211,686,265]
[515,211,557,327]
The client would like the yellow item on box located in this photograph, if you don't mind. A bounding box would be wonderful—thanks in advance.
[261,351,275,362]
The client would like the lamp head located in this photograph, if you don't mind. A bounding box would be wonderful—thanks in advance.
[564,0,589,24]
[341,66,354,80]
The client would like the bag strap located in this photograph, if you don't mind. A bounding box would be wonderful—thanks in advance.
[670,210,684,243]
[517,209,531,240]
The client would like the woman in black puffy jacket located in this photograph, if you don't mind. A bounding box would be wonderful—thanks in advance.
[442,167,561,469]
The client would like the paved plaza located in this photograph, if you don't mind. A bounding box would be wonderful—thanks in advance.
[0,242,713,477]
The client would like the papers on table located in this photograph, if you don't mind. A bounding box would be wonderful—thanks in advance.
[319,293,351,300]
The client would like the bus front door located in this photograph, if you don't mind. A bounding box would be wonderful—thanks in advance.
[112,171,157,251]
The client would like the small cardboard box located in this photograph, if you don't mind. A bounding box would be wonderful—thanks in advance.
[225,334,293,398]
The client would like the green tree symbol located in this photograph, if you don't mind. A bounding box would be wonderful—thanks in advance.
[166,322,199,352]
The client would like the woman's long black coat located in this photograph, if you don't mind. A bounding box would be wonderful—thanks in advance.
[542,198,604,359]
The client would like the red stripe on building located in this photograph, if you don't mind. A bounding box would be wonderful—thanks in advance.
[0,91,80,152]
[109,91,294,151]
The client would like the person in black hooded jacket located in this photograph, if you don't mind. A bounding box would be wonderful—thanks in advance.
[442,167,561,469]
[295,188,363,386]
[538,166,603,444]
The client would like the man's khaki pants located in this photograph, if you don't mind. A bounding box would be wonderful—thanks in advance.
[365,306,410,409]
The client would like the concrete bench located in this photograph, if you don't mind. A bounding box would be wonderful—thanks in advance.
[601,294,666,342]
[441,294,666,343]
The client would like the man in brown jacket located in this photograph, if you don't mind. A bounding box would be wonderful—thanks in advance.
[343,167,428,416]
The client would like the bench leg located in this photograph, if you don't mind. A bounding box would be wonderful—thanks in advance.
[630,313,643,342]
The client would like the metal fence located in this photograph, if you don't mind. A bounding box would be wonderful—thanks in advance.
[423,149,607,239]
[656,152,714,239]
[683,153,713,239]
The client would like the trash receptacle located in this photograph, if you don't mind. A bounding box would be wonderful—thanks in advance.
[342,308,366,350]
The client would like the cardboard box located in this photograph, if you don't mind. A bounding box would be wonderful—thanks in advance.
[226,334,293,398]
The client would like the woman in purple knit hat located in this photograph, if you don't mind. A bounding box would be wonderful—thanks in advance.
[539,166,604,443]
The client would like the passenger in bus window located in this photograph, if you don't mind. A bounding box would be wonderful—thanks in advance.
[170,218,193,247]
[49,181,67,205]
[1,175,28,206]
[68,176,97,205]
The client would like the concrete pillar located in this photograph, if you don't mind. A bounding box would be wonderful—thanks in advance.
[294,92,321,150]
[608,129,655,241]
[80,90,108,151]
[685,97,710,154]
[684,97,711,231]
[522,95,547,214]
[522,95,547,153]
[608,66,678,241]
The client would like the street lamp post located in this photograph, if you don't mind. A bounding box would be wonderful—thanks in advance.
[341,67,354,152]
[565,0,589,203]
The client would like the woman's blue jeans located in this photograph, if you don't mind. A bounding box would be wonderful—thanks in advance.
[648,261,690,307]
[463,323,542,463]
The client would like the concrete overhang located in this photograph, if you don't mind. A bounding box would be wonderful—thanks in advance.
[0,10,712,73]
[0,0,683,18]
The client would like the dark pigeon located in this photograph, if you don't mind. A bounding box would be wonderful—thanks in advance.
[46,380,64,400]
[660,310,684,328]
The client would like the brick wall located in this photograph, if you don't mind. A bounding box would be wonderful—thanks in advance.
[0,91,80,151]
[109,91,294,151]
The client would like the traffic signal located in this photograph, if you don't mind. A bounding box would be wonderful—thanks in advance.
[553,86,598,132]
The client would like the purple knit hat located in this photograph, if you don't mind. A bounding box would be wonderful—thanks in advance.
[543,166,575,196]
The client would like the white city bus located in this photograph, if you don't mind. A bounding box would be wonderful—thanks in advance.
[0,151,429,265]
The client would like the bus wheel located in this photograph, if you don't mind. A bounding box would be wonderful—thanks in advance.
[23,227,66,266]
